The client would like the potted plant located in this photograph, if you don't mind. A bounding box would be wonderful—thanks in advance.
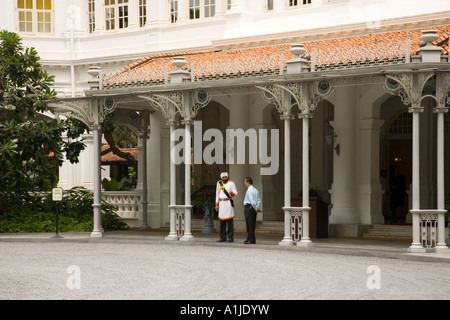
[193,189,216,233]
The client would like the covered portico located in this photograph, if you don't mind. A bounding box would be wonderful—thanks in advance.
[47,27,450,253]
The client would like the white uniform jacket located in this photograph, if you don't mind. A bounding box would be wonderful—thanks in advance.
[215,180,238,221]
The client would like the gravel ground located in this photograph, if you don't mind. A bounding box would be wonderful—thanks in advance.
[1,241,450,300]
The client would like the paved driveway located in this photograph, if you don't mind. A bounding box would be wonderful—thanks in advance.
[1,241,450,301]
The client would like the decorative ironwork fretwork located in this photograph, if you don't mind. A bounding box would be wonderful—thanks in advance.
[383,72,436,106]
[436,73,450,106]
[47,98,93,126]
[283,207,310,244]
[256,83,302,115]
[309,79,334,112]
[313,39,408,71]
[290,211,303,243]
[101,97,121,123]
[138,93,180,121]
[419,212,438,249]
[191,89,211,118]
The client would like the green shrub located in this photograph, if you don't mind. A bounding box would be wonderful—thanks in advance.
[0,186,128,233]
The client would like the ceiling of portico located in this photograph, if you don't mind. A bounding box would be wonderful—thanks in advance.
[102,25,449,89]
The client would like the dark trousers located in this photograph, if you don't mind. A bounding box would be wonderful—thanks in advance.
[219,219,234,241]
[244,204,257,242]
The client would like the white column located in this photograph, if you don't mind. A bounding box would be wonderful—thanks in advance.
[180,120,194,241]
[408,103,423,251]
[0,0,15,31]
[139,113,150,229]
[176,0,188,24]
[165,121,179,240]
[273,0,283,13]
[147,112,162,228]
[90,124,103,238]
[215,0,224,17]
[229,0,248,12]
[279,114,294,246]
[79,133,95,190]
[329,86,358,225]
[146,0,169,28]
[227,94,249,222]
[299,113,312,245]
[128,0,139,30]
[435,106,448,250]
[358,119,385,225]
[94,0,104,34]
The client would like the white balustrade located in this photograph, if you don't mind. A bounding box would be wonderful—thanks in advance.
[282,207,311,245]
[103,191,142,219]
[410,209,447,251]
[168,205,192,239]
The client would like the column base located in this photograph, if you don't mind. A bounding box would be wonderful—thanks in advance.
[278,238,294,246]
[165,233,179,241]
[298,239,313,246]
[407,243,426,253]
[435,244,449,252]
[180,234,195,242]
[90,231,103,238]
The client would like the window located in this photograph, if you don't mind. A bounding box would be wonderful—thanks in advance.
[139,0,147,27]
[266,0,274,11]
[189,0,215,20]
[17,0,53,34]
[189,0,200,19]
[204,0,215,18]
[170,0,178,23]
[105,0,129,31]
[88,0,95,33]
[389,112,412,135]
[288,0,311,6]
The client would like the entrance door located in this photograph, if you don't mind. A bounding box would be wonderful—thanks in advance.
[386,139,411,223]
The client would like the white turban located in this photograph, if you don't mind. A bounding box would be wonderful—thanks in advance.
[220,172,228,179]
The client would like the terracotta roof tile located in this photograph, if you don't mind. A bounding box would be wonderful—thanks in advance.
[103,25,449,88]
[101,143,137,163]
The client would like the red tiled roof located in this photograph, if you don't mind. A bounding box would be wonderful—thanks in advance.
[101,143,137,163]
[103,26,449,88]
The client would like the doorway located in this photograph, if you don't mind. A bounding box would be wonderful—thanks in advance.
[382,110,412,224]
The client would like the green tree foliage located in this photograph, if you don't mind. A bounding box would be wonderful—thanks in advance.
[0,31,88,212]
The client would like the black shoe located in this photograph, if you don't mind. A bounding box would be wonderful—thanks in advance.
[217,239,226,242]
[244,241,256,244]
[227,239,234,243]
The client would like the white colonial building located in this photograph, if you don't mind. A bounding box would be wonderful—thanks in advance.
[2,0,450,252]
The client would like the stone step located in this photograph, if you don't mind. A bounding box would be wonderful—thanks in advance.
[362,224,412,240]
[256,221,284,234]
[190,219,285,234]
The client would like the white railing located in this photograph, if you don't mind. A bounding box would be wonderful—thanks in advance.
[410,209,447,251]
[311,39,409,71]
[281,207,312,246]
[103,191,142,219]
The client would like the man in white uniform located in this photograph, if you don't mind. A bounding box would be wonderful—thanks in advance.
[215,172,238,242]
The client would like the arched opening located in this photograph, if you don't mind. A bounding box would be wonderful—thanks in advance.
[191,100,230,218]
[380,95,439,224]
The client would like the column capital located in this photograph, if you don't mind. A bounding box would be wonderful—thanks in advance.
[408,105,424,113]
[181,119,194,125]
[166,120,179,126]
[280,114,295,120]
[298,113,312,119]
[433,107,449,114]
[90,124,102,131]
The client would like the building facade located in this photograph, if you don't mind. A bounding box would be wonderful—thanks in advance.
[2,0,450,252]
